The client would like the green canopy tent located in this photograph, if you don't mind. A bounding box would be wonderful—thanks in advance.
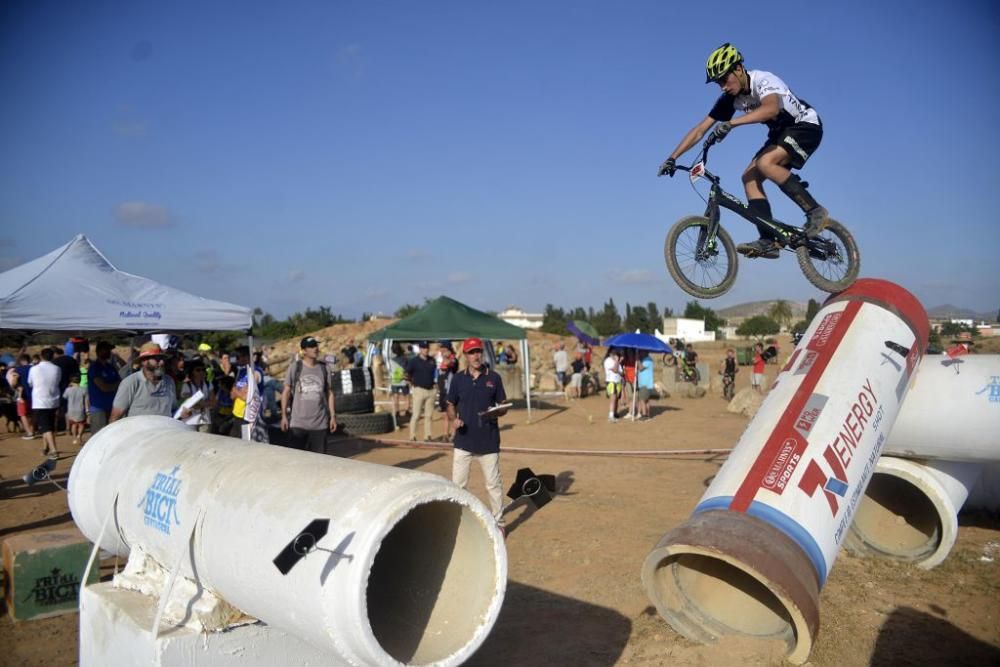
[367,296,534,419]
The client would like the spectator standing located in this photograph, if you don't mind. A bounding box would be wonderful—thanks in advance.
[568,352,586,399]
[446,337,508,535]
[719,348,739,400]
[180,360,214,432]
[110,343,179,420]
[553,342,569,390]
[52,346,80,418]
[28,348,62,457]
[280,337,337,453]
[604,349,624,422]
[230,345,264,438]
[212,376,236,435]
[63,374,88,445]
[436,343,458,440]
[504,344,518,365]
[637,352,655,420]
[752,342,766,394]
[389,342,411,419]
[406,341,437,442]
[86,342,120,435]
[11,356,35,438]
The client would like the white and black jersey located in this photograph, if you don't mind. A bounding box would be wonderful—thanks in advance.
[709,70,820,132]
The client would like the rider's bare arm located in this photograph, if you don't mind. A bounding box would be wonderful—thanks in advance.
[729,93,779,128]
[669,116,716,160]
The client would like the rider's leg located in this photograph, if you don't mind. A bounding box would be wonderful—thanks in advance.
[737,161,781,258]
[756,146,829,238]
[741,163,775,238]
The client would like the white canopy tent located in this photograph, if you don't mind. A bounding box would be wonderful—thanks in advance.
[0,235,252,333]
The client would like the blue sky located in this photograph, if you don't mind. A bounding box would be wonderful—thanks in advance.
[2,1,998,320]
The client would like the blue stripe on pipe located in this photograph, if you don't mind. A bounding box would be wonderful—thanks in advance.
[694,497,828,584]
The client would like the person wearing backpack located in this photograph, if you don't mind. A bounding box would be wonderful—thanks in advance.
[280,337,337,453]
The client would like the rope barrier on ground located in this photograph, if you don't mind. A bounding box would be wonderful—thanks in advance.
[369,437,732,459]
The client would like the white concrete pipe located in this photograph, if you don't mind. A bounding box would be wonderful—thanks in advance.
[69,416,507,667]
[882,355,1000,462]
[845,457,981,569]
[845,355,1000,568]
[642,279,929,664]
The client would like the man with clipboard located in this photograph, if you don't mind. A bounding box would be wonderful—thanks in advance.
[446,337,510,536]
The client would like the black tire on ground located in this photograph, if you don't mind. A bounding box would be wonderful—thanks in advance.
[337,411,394,436]
[665,215,739,299]
[335,391,375,414]
[331,367,374,395]
[796,218,860,294]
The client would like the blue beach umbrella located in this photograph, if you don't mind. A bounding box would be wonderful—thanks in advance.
[602,332,672,354]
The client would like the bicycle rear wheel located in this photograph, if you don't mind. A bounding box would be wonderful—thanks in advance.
[664,216,738,299]
[795,218,860,293]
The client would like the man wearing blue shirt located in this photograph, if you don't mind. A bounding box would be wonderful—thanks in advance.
[88,341,121,434]
[447,337,508,535]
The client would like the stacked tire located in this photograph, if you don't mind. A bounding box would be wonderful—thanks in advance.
[332,367,394,436]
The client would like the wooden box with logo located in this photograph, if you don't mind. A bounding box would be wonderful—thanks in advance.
[2,526,99,621]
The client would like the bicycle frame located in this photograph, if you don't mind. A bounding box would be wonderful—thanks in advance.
[675,137,804,256]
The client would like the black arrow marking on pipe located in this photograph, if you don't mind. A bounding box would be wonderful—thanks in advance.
[273,518,330,575]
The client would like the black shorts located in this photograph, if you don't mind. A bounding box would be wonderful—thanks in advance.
[33,408,57,434]
[755,122,822,170]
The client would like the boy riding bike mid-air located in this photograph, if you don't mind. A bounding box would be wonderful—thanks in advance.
[658,43,829,259]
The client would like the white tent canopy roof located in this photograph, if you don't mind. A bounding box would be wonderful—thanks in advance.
[0,234,252,332]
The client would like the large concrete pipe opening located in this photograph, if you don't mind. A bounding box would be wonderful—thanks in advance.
[642,512,819,664]
[367,501,498,665]
[846,457,982,569]
[849,473,940,561]
[647,552,794,641]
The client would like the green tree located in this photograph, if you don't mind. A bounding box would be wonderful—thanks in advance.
[394,303,421,319]
[768,300,794,331]
[790,319,809,335]
[736,315,780,339]
[683,301,726,333]
[541,304,569,335]
[624,303,652,333]
[939,321,979,338]
[805,298,821,323]
[592,298,622,336]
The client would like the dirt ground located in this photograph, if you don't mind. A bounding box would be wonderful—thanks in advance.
[2,345,998,666]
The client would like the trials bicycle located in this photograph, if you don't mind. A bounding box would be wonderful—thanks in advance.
[663,134,860,298]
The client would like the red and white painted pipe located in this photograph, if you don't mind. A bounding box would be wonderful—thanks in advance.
[642,279,929,664]
[69,416,507,667]
[846,354,1000,568]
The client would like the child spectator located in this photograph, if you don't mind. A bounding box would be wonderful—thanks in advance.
[752,342,766,394]
[63,374,88,445]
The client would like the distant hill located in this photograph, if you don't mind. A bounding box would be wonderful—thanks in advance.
[926,304,997,322]
[716,300,808,321]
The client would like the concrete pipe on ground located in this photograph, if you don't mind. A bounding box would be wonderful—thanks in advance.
[642,279,929,664]
[69,416,507,667]
[846,355,1000,568]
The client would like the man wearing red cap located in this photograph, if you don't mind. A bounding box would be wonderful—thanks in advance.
[446,337,508,534]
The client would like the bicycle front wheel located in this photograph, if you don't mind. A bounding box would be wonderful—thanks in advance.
[796,218,860,293]
[664,216,738,299]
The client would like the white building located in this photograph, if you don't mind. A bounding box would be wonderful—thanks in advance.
[498,306,543,330]
[658,317,716,343]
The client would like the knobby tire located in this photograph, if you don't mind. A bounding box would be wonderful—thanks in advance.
[795,218,861,294]
[664,216,738,299]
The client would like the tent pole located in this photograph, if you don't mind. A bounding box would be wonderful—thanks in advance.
[522,339,531,421]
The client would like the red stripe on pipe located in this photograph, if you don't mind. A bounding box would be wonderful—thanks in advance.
[825,279,930,350]
[729,300,862,512]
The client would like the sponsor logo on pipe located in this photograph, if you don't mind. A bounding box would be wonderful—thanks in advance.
[798,379,881,517]
[22,568,83,606]
[137,466,182,534]
[977,376,1000,403]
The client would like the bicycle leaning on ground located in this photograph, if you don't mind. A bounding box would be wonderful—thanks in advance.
[663,132,860,298]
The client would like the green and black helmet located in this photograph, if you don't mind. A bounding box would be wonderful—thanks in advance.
[705,43,743,83]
